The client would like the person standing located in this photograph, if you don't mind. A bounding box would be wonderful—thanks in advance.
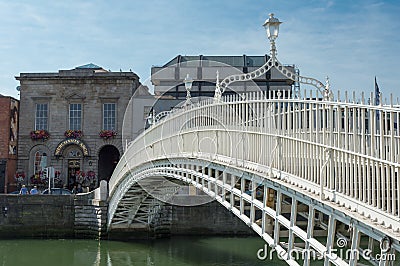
[30,186,39,195]
[19,185,29,195]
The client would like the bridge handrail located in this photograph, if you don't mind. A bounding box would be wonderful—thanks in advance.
[112,90,400,223]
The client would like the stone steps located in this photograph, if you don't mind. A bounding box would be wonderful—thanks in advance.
[74,200,107,239]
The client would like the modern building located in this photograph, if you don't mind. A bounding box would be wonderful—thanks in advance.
[151,55,296,102]
[15,64,140,190]
[0,95,19,193]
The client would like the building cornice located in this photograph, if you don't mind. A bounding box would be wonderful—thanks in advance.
[15,72,139,81]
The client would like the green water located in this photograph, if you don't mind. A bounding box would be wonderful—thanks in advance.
[0,236,291,266]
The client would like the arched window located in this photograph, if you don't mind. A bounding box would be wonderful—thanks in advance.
[33,151,47,175]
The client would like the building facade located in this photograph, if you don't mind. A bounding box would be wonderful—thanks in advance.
[0,95,19,193]
[16,64,140,190]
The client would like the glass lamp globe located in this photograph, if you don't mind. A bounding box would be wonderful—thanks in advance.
[263,13,282,41]
[184,74,193,92]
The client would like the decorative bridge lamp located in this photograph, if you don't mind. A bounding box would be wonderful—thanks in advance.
[213,13,330,102]
[184,74,193,105]
[263,13,282,59]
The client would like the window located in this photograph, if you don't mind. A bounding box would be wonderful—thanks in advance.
[103,103,116,130]
[35,103,48,130]
[143,106,152,119]
[34,151,47,175]
[69,103,82,130]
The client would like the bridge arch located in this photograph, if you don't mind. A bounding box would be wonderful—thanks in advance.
[109,156,398,265]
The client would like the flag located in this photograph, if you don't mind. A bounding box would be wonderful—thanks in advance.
[375,77,381,124]
[375,76,380,106]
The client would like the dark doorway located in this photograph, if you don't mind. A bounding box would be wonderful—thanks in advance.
[68,159,80,190]
[98,145,120,181]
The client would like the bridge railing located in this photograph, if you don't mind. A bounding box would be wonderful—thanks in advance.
[111,89,400,225]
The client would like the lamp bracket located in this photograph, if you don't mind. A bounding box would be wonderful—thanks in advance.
[214,57,326,100]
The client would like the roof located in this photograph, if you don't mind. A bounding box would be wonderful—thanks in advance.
[162,55,269,68]
[75,63,102,69]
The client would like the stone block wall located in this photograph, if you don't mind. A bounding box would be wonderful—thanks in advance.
[170,201,255,236]
[0,183,108,239]
[108,200,255,240]
[0,191,253,239]
[0,194,75,238]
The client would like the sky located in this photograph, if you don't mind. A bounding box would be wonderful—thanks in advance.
[0,0,399,101]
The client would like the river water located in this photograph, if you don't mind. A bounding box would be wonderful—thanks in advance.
[0,236,295,266]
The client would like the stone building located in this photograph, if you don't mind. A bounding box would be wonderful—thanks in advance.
[16,64,140,190]
[0,95,19,193]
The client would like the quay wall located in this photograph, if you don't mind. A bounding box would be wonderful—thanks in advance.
[0,184,253,239]
[0,181,108,239]
[0,194,75,238]
[170,201,254,235]
[108,199,255,240]
[0,193,106,239]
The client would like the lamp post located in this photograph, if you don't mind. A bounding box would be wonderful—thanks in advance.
[184,74,193,105]
[213,12,329,101]
[263,13,282,59]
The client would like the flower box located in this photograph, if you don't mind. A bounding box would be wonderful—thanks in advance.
[30,130,50,141]
[64,130,83,139]
[99,130,117,139]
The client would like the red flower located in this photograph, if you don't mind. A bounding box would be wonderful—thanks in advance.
[15,171,25,183]
[99,130,117,139]
[30,130,50,140]
[87,170,96,177]
[64,130,83,139]
[15,171,25,179]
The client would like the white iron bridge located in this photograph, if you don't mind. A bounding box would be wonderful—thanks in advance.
[107,89,400,265]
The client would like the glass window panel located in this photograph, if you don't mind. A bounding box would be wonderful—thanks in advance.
[69,103,82,130]
[35,103,48,130]
[34,151,43,174]
[103,103,116,130]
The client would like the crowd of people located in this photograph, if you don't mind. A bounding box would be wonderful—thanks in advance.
[17,184,89,195]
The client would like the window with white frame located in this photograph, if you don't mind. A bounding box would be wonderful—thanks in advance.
[69,103,82,130]
[35,103,48,130]
[103,103,116,130]
[33,151,46,175]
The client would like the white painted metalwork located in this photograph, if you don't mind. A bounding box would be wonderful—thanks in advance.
[215,57,327,99]
[213,13,329,102]
[154,110,171,123]
[109,89,400,265]
[214,70,222,103]
[184,73,193,106]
